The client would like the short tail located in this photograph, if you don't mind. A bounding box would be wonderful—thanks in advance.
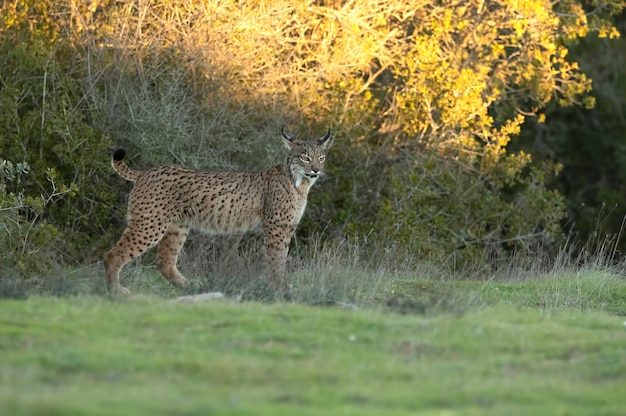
[111,149,140,182]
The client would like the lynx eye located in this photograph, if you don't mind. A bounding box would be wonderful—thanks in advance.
[300,155,312,163]
[319,155,325,163]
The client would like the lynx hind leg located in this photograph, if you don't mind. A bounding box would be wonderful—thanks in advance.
[104,222,167,295]
[156,224,189,288]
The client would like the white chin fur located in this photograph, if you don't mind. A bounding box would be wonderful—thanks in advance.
[294,173,318,188]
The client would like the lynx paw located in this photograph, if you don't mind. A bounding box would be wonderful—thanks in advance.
[110,285,131,296]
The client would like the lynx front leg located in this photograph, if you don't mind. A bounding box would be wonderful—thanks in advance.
[263,224,295,297]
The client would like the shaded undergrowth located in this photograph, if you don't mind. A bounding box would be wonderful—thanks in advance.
[1,234,625,317]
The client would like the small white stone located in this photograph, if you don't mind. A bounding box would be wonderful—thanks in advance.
[175,292,225,303]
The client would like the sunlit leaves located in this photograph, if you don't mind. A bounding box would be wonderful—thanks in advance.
[1,0,622,268]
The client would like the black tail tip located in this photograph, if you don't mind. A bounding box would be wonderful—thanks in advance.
[113,149,126,161]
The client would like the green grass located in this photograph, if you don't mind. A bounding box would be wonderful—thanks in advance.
[388,269,626,315]
[1,273,626,415]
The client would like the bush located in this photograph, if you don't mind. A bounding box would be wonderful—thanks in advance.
[370,151,565,267]
[1,0,622,279]
[0,160,76,276]
[0,0,119,263]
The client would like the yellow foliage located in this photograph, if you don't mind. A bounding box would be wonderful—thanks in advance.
[4,0,619,162]
[1,0,623,267]
[58,0,620,153]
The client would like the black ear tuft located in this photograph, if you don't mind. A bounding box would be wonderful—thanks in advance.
[317,128,332,145]
[113,149,126,161]
[281,126,295,142]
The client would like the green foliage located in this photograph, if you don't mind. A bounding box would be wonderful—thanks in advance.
[1,0,624,277]
[371,152,566,264]
[0,159,76,276]
[0,0,117,264]
[323,0,621,263]
[517,30,626,252]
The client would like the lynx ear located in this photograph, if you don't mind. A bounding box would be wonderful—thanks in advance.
[318,128,332,149]
[281,126,297,149]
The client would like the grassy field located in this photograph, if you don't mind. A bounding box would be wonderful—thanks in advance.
[1,264,626,415]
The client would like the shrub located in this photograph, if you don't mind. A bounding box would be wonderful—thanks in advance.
[0,160,76,276]
[0,0,118,262]
[370,151,565,268]
[1,0,622,278]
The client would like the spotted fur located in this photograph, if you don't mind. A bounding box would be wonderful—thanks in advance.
[103,128,332,296]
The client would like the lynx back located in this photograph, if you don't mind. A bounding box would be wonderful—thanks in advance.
[103,128,332,296]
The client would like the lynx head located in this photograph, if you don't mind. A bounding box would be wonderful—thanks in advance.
[281,127,332,188]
